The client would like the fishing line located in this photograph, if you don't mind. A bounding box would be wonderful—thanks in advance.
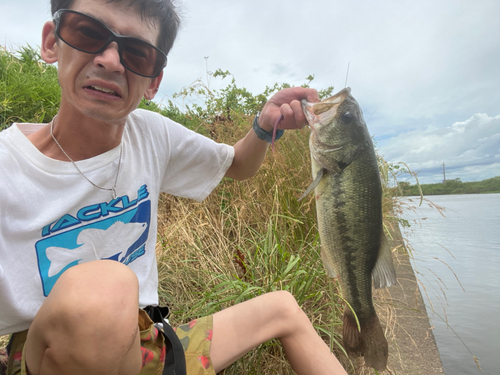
[344,61,351,88]
[366,109,377,124]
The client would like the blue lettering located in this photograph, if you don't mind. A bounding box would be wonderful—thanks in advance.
[41,185,150,236]
[51,214,81,233]
[138,185,149,202]
[123,245,146,265]
[121,196,138,209]
[42,220,57,237]
[100,198,122,217]
[77,204,101,221]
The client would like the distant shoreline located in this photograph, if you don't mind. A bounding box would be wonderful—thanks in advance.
[400,176,499,196]
[405,191,500,196]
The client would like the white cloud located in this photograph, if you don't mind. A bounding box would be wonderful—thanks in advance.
[379,113,500,183]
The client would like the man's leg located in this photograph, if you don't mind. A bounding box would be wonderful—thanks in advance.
[210,290,348,375]
[24,261,142,375]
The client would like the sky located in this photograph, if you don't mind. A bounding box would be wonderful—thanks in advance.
[1,0,499,184]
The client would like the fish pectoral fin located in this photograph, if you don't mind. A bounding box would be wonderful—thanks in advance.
[298,168,325,201]
[372,229,397,288]
[320,248,337,278]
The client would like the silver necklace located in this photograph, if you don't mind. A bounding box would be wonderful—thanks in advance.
[50,115,123,199]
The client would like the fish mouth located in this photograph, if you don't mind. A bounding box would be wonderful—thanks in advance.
[302,88,351,130]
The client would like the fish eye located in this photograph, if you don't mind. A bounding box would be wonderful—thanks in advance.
[341,111,354,124]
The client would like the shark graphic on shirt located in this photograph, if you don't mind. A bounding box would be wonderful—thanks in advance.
[45,221,147,277]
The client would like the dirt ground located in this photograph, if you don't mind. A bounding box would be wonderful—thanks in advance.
[384,225,445,375]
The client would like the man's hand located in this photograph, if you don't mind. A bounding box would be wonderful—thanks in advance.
[225,87,320,181]
[258,87,320,132]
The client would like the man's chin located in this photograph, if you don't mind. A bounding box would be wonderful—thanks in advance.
[78,107,129,126]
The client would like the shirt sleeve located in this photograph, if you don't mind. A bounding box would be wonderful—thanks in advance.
[135,110,235,202]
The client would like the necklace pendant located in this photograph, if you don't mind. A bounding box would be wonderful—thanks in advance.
[112,187,117,200]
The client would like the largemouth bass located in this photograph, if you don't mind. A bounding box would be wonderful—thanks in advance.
[301,88,396,371]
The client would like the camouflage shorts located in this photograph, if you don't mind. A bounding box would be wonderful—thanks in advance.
[5,310,215,375]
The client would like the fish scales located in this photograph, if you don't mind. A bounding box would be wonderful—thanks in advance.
[302,88,396,371]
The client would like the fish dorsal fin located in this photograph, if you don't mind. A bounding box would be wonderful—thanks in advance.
[298,168,325,201]
[372,228,397,288]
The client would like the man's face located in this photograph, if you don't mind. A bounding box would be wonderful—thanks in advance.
[50,0,162,123]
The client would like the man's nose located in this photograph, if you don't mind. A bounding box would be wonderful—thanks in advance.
[93,42,125,74]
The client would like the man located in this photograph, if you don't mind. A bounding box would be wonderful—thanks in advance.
[0,1,348,374]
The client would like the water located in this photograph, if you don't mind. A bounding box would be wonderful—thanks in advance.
[401,194,500,374]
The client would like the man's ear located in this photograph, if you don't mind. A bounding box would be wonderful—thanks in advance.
[144,71,163,100]
[41,21,58,64]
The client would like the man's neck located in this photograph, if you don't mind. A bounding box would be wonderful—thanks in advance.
[27,106,127,161]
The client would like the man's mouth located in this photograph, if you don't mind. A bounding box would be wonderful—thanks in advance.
[86,85,120,97]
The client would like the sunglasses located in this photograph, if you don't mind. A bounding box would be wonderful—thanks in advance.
[53,9,167,78]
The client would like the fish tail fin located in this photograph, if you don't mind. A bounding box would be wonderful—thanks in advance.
[343,309,388,372]
[343,309,363,356]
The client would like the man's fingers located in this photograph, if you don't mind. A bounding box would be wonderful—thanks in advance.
[278,104,296,129]
[260,87,320,131]
[278,100,307,129]
[290,100,307,128]
[305,88,320,103]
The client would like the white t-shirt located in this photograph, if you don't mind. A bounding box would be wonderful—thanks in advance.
[0,109,234,335]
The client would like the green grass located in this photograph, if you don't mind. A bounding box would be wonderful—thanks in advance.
[0,45,60,129]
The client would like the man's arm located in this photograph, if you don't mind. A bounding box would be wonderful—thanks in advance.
[225,87,320,181]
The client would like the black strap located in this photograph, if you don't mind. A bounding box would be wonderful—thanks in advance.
[143,305,186,375]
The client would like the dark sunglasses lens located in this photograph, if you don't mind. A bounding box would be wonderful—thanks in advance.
[58,11,166,77]
[121,40,164,77]
[59,12,109,53]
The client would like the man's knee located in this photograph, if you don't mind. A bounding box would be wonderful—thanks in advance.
[270,290,300,311]
[26,261,141,373]
[47,260,139,332]
[266,291,309,334]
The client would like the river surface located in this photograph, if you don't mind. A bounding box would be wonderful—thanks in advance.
[400,194,500,375]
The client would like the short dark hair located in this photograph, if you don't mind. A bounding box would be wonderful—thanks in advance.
[50,0,181,55]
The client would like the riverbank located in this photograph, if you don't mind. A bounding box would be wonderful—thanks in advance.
[384,222,444,374]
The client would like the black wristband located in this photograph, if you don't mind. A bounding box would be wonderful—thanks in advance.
[252,112,284,143]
